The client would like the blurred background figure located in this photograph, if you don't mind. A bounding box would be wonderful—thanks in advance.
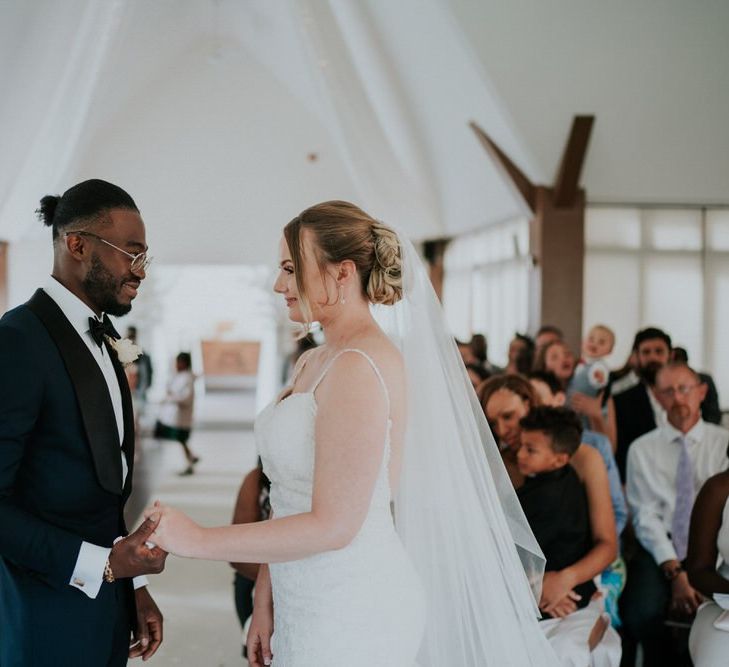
[283,333,318,384]
[505,333,535,375]
[154,352,198,475]
[469,333,502,376]
[535,325,564,357]
[466,362,491,390]
[230,458,271,659]
[456,338,478,366]
[127,325,154,407]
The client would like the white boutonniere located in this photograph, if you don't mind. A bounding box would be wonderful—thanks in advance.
[106,336,143,367]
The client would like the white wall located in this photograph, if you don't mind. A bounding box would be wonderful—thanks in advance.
[449,0,729,205]
[7,235,54,309]
[583,206,729,407]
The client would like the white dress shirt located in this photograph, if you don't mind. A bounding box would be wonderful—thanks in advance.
[43,278,146,598]
[626,418,729,565]
[646,386,668,429]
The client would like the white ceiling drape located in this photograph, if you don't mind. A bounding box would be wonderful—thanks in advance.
[0,0,534,261]
[0,0,125,241]
[1,0,726,262]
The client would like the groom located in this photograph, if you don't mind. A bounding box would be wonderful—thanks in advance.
[0,180,167,666]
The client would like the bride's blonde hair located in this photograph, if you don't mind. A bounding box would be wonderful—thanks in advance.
[283,201,402,328]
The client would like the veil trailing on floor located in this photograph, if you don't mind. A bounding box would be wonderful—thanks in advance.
[372,231,561,666]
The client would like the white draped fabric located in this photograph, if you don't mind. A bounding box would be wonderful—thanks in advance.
[442,218,530,364]
[2,1,728,259]
[0,0,125,242]
[0,0,534,261]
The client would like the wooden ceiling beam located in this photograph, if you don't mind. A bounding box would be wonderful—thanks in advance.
[553,115,594,208]
[469,121,536,215]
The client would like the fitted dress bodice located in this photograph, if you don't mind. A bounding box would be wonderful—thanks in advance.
[254,349,424,666]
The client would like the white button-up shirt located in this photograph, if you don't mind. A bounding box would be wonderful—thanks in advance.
[646,386,668,429]
[43,278,146,598]
[626,418,729,565]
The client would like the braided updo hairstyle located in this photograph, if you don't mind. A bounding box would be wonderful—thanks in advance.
[283,201,403,327]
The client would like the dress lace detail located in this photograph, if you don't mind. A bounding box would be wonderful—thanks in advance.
[255,349,425,666]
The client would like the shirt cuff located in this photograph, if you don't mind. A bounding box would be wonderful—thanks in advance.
[69,542,110,599]
[650,540,678,566]
[133,576,149,590]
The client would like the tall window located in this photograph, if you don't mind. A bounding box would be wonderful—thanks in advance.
[442,217,530,367]
[584,206,729,406]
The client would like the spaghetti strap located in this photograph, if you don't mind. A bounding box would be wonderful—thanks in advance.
[290,348,314,386]
[311,348,390,414]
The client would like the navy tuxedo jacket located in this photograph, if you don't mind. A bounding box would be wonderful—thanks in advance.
[0,289,135,666]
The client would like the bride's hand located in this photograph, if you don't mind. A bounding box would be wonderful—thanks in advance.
[143,501,204,558]
[246,600,274,666]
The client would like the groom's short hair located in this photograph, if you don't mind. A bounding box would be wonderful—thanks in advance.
[37,179,139,240]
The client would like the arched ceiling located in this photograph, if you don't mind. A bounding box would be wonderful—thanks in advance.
[2,0,727,264]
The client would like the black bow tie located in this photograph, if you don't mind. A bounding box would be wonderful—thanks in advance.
[88,315,120,348]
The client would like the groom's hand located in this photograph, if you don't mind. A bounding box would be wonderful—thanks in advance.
[129,586,163,661]
[109,516,168,579]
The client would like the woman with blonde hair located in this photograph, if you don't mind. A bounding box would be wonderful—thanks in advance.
[144,201,560,666]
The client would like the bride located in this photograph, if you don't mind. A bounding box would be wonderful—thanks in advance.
[146,201,561,666]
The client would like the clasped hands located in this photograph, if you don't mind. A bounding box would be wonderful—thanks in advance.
[539,569,594,618]
[108,515,168,661]
[668,571,704,620]
[109,513,167,578]
[141,500,204,558]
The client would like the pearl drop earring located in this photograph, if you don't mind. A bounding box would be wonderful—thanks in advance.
[339,285,346,305]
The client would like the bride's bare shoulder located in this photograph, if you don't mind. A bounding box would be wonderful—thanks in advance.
[355,332,403,372]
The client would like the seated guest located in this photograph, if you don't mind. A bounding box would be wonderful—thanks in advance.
[517,407,620,666]
[672,346,721,425]
[505,332,535,375]
[611,327,672,481]
[469,333,502,375]
[465,362,490,390]
[533,340,576,390]
[529,371,627,536]
[456,338,478,366]
[568,325,617,447]
[479,374,538,488]
[686,468,729,667]
[572,324,614,398]
[581,324,615,365]
[623,362,729,667]
[535,324,564,357]
[479,376,617,617]
[530,371,627,629]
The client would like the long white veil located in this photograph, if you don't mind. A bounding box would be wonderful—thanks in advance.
[372,232,561,666]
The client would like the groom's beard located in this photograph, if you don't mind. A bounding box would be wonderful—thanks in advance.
[82,253,133,317]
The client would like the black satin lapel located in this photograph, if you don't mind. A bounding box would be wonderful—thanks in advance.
[106,340,136,499]
[26,289,123,495]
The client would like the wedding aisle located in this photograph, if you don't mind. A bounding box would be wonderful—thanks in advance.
[135,423,258,666]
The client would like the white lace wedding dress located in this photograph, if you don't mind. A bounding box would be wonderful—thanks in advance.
[256,349,426,666]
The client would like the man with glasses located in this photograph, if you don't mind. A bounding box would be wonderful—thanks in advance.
[622,362,729,667]
[0,179,165,666]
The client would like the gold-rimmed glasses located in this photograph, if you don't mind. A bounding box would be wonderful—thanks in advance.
[66,231,153,273]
